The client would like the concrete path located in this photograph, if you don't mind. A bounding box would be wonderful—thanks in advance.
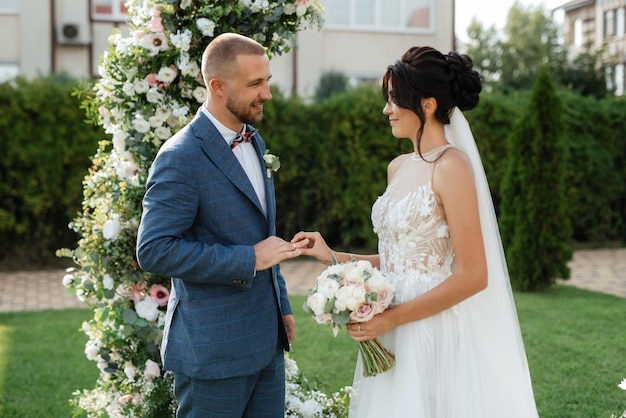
[0,248,624,313]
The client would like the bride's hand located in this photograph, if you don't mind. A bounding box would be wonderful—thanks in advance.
[346,312,392,342]
[291,231,333,265]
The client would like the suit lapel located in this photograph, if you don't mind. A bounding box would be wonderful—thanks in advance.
[191,112,268,218]
[251,130,276,224]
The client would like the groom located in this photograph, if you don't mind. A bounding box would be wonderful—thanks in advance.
[136,33,306,417]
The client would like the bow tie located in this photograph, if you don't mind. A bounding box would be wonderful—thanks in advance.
[230,128,257,149]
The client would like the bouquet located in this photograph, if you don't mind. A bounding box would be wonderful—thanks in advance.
[303,256,396,377]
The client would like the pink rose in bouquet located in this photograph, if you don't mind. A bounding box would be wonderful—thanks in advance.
[351,301,377,322]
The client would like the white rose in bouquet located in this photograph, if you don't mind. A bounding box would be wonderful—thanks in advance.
[307,292,327,318]
[317,278,339,301]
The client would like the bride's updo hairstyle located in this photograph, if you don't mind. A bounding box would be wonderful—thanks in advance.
[382,46,481,156]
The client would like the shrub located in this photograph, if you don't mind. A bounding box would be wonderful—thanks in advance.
[314,71,349,102]
[500,66,572,291]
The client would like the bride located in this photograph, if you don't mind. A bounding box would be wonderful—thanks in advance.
[292,46,539,417]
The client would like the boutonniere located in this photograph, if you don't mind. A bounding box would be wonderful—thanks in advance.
[263,150,280,180]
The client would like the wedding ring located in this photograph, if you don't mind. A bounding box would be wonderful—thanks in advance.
[292,243,297,250]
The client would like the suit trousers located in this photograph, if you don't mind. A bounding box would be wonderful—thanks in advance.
[173,342,286,418]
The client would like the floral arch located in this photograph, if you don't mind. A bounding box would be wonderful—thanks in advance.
[58,1,347,416]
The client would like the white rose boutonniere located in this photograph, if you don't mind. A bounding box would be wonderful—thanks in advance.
[263,150,280,180]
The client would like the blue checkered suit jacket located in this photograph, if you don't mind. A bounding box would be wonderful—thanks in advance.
[136,109,292,379]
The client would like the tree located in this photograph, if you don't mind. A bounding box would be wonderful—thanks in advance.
[500,1,567,90]
[463,1,618,96]
[464,18,503,92]
[557,40,613,98]
[462,1,567,92]
[314,70,349,101]
[499,65,572,291]
[57,1,326,416]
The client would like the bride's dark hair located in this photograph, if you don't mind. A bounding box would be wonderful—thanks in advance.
[382,46,482,158]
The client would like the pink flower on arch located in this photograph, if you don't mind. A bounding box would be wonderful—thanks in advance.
[295,0,312,16]
[145,73,159,86]
[149,284,170,306]
[146,7,164,33]
[144,359,161,380]
[123,281,147,305]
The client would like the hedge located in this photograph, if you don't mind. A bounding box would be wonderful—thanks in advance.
[0,76,102,267]
[1,78,624,267]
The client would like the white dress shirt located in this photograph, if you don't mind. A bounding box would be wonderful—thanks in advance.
[201,106,267,215]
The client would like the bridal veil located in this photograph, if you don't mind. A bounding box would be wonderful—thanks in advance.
[445,107,539,415]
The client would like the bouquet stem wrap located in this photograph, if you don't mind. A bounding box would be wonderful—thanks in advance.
[358,338,396,377]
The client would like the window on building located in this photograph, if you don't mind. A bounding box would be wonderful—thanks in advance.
[91,0,128,22]
[615,64,624,96]
[574,18,583,46]
[325,0,434,32]
[0,0,19,13]
[617,8,625,37]
[347,74,382,88]
[606,66,614,92]
[605,10,615,38]
[0,62,18,82]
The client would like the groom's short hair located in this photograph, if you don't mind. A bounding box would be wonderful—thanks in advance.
[201,33,266,85]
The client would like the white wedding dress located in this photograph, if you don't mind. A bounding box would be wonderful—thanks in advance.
[349,112,539,417]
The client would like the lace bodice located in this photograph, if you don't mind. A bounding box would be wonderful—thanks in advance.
[372,145,455,301]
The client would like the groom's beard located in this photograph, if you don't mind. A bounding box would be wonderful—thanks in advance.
[226,96,265,125]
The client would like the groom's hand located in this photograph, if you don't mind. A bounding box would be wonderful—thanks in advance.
[253,236,307,271]
[283,314,296,344]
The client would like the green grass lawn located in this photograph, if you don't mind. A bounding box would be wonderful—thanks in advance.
[0,308,98,418]
[290,286,626,418]
[514,286,626,418]
[0,286,624,417]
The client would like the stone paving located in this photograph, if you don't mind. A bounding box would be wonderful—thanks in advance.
[0,249,624,313]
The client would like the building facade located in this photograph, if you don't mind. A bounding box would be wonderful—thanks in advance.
[558,0,626,94]
[0,0,455,97]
